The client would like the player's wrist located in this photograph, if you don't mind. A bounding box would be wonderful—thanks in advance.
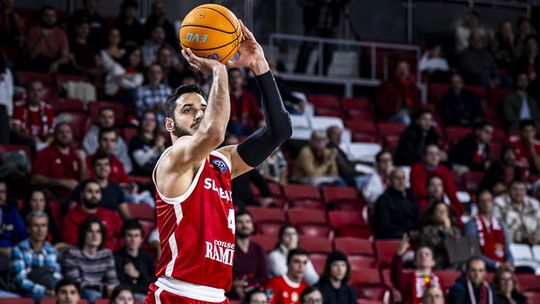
[251,59,270,76]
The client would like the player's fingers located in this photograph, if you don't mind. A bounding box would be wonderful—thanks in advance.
[239,20,255,41]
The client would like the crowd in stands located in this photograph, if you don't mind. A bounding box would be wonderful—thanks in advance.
[1,1,540,304]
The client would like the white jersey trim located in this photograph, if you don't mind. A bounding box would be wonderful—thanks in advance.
[152,146,206,204]
[210,150,232,170]
[155,276,226,302]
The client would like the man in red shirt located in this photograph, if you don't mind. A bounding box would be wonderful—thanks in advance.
[266,248,309,304]
[63,179,123,250]
[228,67,263,135]
[410,144,465,218]
[511,119,540,178]
[87,128,130,185]
[31,122,88,200]
[11,80,55,150]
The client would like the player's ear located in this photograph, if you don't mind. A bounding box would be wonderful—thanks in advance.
[165,117,175,133]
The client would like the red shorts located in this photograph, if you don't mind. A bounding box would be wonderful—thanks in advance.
[145,283,229,304]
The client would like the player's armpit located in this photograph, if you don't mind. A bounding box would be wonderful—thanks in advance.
[165,131,225,174]
[217,145,253,179]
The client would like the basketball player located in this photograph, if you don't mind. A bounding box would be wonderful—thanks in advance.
[145,21,292,304]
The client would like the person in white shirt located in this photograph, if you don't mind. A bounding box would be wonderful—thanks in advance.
[363,150,393,209]
[0,57,13,143]
[418,44,449,75]
[455,10,490,52]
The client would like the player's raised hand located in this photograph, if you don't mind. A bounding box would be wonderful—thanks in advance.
[181,48,225,76]
[228,20,269,75]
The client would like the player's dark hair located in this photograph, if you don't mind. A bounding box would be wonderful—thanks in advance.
[77,217,107,249]
[98,127,117,142]
[55,278,81,295]
[121,219,144,238]
[519,119,535,131]
[300,287,322,302]
[375,149,392,163]
[287,248,309,265]
[165,84,205,118]
[91,153,110,169]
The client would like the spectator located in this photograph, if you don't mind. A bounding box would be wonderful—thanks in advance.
[292,131,343,187]
[157,46,186,88]
[362,150,393,208]
[440,73,483,126]
[31,123,88,200]
[418,43,450,78]
[480,145,525,196]
[0,0,25,48]
[455,10,489,52]
[448,258,494,304]
[392,234,441,304]
[417,175,446,212]
[114,220,154,303]
[128,110,165,176]
[69,0,106,48]
[300,287,323,304]
[395,110,440,166]
[267,57,305,114]
[449,122,493,172]
[144,1,177,51]
[135,64,172,126]
[109,285,134,304]
[62,217,119,303]
[87,128,130,184]
[375,60,421,124]
[266,248,309,304]
[421,286,445,304]
[503,74,540,132]
[258,147,288,185]
[243,288,269,304]
[228,67,263,135]
[494,180,540,245]
[73,154,130,218]
[326,125,362,188]
[100,28,125,74]
[511,119,540,175]
[27,6,70,73]
[515,18,537,57]
[373,168,419,239]
[410,144,464,218]
[70,18,101,76]
[83,107,132,174]
[11,211,62,301]
[491,21,518,73]
[11,80,55,150]
[315,251,356,304]
[463,190,513,271]
[231,210,268,298]
[113,0,143,46]
[458,31,499,87]
[493,265,527,304]
[0,54,13,118]
[514,35,539,83]
[141,26,170,66]
[268,225,319,286]
[22,189,62,245]
[105,45,144,100]
[420,201,462,269]
[63,179,123,250]
[55,279,82,304]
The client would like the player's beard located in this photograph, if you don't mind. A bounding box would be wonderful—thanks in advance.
[172,119,193,138]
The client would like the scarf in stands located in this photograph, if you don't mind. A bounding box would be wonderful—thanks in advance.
[476,215,506,263]
[467,279,493,304]
[413,271,441,304]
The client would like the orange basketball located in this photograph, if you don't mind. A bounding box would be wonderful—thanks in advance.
[180,4,242,63]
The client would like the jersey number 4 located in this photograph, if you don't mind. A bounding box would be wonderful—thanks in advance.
[227,209,235,234]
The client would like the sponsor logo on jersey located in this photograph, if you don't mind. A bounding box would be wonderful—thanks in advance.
[205,239,235,266]
[212,159,227,173]
[204,178,232,202]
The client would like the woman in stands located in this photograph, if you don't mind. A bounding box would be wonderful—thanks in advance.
[315,251,356,304]
[104,45,144,102]
[101,28,125,75]
[22,188,63,246]
[128,110,165,176]
[243,288,269,304]
[493,265,527,304]
[109,285,135,304]
[268,225,320,285]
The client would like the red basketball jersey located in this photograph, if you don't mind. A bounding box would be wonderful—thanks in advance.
[152,149,235,299]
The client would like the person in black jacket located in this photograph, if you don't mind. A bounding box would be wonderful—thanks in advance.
[373,168,419,239]
[395,110,440,166]
[479,144,524,196]
[114,220,155,303]
[449,122,493,171]
[448,257,495,304]
[493,265,527,304]
[316,251,356,304]
[440,73,483,126]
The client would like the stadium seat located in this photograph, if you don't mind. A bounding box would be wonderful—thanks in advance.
[328,211,367,229]
[341,97,372,111]
[245,206,286,224]
[310,253,327,274]
[288,200,325,210]
[251,235,276,252]
[15,71,55,86]
[445,126,471,145]
[510,244,534,260]
[1,299,33,304]
[351,133,380,143]
[334,237,374,256]
[492,127,507,143]
[127,203,155,222]
[524,292,540,304]
[56,112,88,140]
[350,268,383,285]
[88,101,126,125]
[283,184,321,201]
[532,245,540,261]
[56,73,90,84]
[428,83,449,105]
[288,208,326,225]
[315,107,342,118]
[267,183,283,197]
[517,274,540,291]
[322,186,361,203]
[299,236,332,254]
[347,110,376,121]
[336,226,374,239]
[461,171,485,192]
[0,144,31,161]
[345,120,378,135]
[49,98,84,114]
[374,240,401,268]
[129,175,153,187]
[298,225,331,238]
[257,222,282,237]
[434,270,461,290]
[347,143,382,163]
[310,116,344,132]
[487,87,512,108]
[377,123,406,137]
[465,85,487,98]
[349,255,377,270]
[355,285,391,303]
[307,94,341,109]
[122,127,138,144]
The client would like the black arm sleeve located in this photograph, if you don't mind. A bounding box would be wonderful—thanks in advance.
[237,70,292,167]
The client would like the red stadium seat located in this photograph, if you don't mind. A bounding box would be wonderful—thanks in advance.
[434,270,461,291]
[465,85,487,98]
[349,255,377,270]
[524,292,540,304]
[462,171,485,192]
[288,208,326,225]
[41,300,88,304]
[56,74,90,84]
[322,186,361,204]
[328,211,367,229]
[377,123,406,137]
[88,101,126,125]
[428,83,449,105]
[350,268,382,285]
[307,94,340,109]
[355,285,391,303]
[1,299,34,304]
[127,203,154,222]
[315,107,342,118]
[129,175,153,186]
[298,225,331,238]
[15,71,55,86]
[489,142,503,161]
[517,274,540,292]
[267,183,283,197]
[245,206,285,224]
[251,235,276,252]
[58,112,89,140]
[310,253,327,274]
[487,87,512,108]
[49,98,84,114]
[341,97,372,111]
[299,236,332,254]
[283,184,321,201]
[445,126,471,145]
[374,240,401,268]
[257,222,282,238]
[122,127,138,144]
[351,133,380,143]
[347,110,376,121]
[492,127,507,144]
[345,120,378,135]
[336,226,374,239]
[288,199,325,210]
[334,237,374,256]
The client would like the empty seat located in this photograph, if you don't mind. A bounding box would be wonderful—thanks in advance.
[350,268,382,285]
[349,255,377,270]
[510,244,534,260]
[334,237,374,256]
[345,120,377,135]
[328,211,367,229]
[49,98,84,113]
[341,97,372,111]
[308,94,340,109]
[428,83,450,105]
[315,107,342,118]
[374,240,401,268]
[3,299,34,304]
[322,186,360,204]
[267,183,283,197]
[288,209,326,225]
[310,253,327,274]
[434,270,461,290]
[298,225,331,238]
[245,206,286,224]
[517,274,540,291]
[127,203,154,222]
[445,126,471,145]
[377,123,406,137]
[336,226,374,239]
[283,184,321,201]
[56,73,90,84]
[257,222,282,238]
[251,235,276,252]
[299,236,332,254]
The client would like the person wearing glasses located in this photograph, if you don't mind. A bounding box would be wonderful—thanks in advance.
[300,287,323,304]
[492,265,527,304]
[422,286,445,304]
[448,257,494,304]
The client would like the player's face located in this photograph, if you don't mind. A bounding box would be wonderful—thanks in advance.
[57,285,81,304]
[168,93,207,138]
[288,255,308,281]
[235,214,254,238]
[125,229,143,251]
[330,261,347,281]
[113,290,134,304]
[85,222,103,248]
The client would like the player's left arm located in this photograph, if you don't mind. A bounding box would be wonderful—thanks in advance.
[218,21,292,179]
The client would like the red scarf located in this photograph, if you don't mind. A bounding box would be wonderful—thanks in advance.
[467,279,493,304]
[412,271,440,304]
[476,216,506,263]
